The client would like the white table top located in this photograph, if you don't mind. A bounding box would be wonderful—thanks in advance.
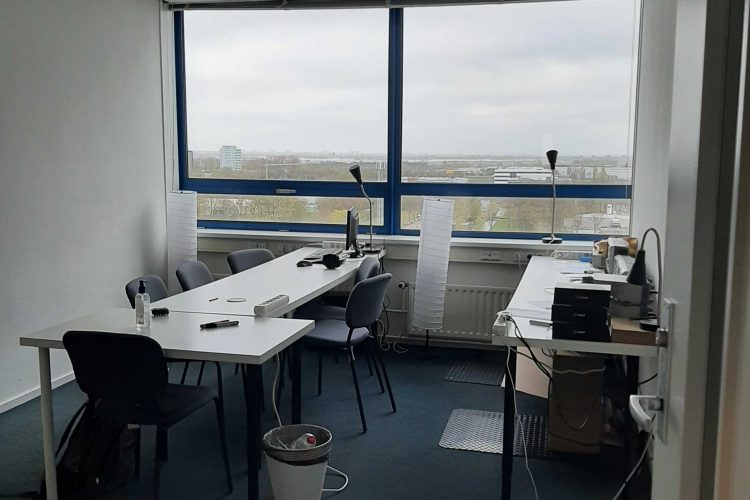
[154,246,375,317]
[19,308,315,364]
[494,256,658,358]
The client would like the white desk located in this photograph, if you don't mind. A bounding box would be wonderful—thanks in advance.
[21,309,315,500]
[491,256,658,500]
[155,246,375,318]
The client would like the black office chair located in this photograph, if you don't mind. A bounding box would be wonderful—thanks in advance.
[304,273,396,433]
[227,248,274,274]
[125,275,169,309]
[63,331,232,499]
[176,261,213,292]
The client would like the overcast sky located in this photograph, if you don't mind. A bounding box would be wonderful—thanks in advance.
[184,0,637,156]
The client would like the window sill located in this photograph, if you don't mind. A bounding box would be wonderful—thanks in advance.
[198,228,592,251]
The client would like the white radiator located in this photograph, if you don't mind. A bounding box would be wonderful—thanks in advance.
[407,284,514,342]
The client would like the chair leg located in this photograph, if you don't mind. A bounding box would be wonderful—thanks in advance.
[367,339,385,393]
[180,361,190,384]
[365,347,374,376]
[371,336,396,412]
[154,428,164,500]
[157,428,168,461]
[348,349,367,433]
[214,362,224,404]
[214,397,234,494]
[234,363,240,375]
[196,361,206,386]
[317,350,323,396]
[134,427,141,479]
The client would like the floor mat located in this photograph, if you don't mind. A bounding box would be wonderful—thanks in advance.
[444,358,504,386]
[439,409,553,459]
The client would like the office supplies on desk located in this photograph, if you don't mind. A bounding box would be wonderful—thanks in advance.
[227,297,247,302]
[152,307,169,317]
[200,319,239,329]
[304,248,342,261]
[297,260,313,267]
[552,283,611,342]
[209,297,219,302]
[254,295,290,317]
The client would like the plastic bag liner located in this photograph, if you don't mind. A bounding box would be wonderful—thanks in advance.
[263,424,332,465]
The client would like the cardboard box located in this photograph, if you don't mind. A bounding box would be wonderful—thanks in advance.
[611,317,656,346]
[547,354,604,454]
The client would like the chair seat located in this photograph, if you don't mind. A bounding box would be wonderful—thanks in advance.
[305,319,369,347]
[98,383,217,427]
[295,302,346,322]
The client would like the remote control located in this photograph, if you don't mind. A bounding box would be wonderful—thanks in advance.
[254,294,290,317]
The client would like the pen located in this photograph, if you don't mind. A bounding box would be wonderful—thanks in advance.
[200,319,238,329]
[209,297,219,302]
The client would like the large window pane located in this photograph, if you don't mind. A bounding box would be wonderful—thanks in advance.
[402,0,638,185]
[401,196,630,235]
[198,195,384,226]
[184,10,388,182]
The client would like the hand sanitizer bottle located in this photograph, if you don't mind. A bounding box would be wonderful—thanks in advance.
[135,280,151,330]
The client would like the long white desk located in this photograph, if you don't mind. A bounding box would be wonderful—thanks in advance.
[20,247,381,500]
[155,246,375,317]
[20,308,314,500]
[491,256,658,500]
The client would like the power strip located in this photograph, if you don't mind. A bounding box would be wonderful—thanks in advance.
[254,294,290,317]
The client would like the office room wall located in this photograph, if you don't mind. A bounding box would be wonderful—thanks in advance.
[0,0,167,411]
[630,0,678,396]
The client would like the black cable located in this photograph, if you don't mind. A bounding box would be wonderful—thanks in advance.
[638,373,657,386]
[507,316,605,433]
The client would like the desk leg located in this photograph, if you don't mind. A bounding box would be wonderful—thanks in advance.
[291,341,302,425]
[39,348,58,500]
[244,364,262,500]
[502,348,517,500]
[623,355,640,500]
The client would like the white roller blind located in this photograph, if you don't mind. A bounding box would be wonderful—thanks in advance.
[167,191,198,294]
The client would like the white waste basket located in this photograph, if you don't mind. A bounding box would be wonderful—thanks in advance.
[263,424,332,500]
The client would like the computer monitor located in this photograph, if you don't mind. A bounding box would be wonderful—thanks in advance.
[346,207,361,257]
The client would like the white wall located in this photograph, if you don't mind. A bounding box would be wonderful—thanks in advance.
[0,0,167,410]
[631,0,678,396]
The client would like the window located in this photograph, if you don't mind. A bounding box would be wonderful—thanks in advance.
[177,0,638,238]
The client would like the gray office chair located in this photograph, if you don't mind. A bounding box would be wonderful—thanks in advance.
[125,275,169,308]
[176,261,213,291]
[227,248,274,274]
[304,273,396,433]
[63,331,232,499]
[295,256,381,322]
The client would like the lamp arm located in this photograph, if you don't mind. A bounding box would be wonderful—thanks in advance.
[551,169,557,237]
[359,184,374,249]
[640,227,663,324]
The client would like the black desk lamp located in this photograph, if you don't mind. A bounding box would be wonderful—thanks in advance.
[627,227,663,331]
[542,150,562,244]
[348,164,380,254]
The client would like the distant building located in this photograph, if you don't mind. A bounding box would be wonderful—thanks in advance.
[493,166,550,184]
[187,150,194,171]
[220,145,242,171]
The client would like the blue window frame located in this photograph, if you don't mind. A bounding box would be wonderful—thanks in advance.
[175,5,635,240]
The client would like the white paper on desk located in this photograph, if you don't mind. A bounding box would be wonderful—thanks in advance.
[559,262,592,274]
[505,303,551,321]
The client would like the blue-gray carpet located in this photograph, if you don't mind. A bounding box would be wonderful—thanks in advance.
[0,347,646,499]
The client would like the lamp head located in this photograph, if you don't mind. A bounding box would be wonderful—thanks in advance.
[546,150,558,170]
[348,164,363,185]
[626,249,647,285]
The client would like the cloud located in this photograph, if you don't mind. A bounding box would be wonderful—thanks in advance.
[184,0,637,155]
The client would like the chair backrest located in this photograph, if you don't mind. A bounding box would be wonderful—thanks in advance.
[227,248,275,274]
[125,275,169,308]
[63,331,167,402]
[353,256,380,284]
[176,260,213,291]
[346,273,392,329]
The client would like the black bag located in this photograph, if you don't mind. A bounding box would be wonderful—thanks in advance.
[41,402,137,499]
